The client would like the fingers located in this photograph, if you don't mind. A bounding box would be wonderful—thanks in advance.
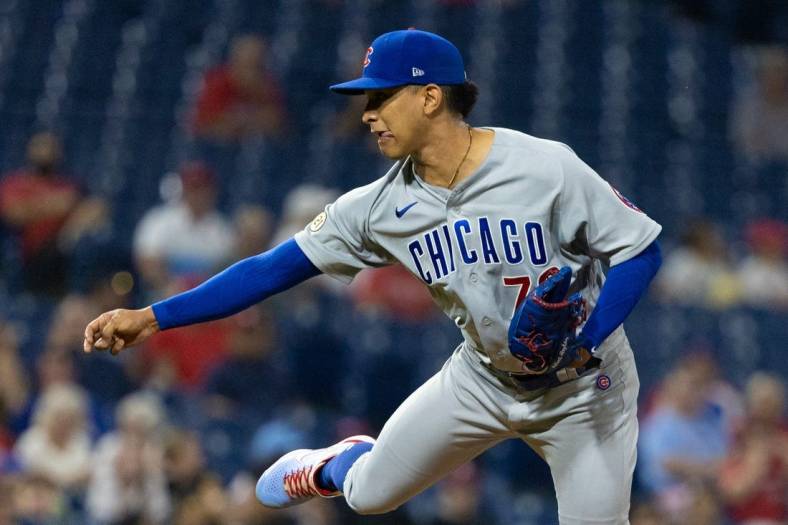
[83,317,101,353]
[99,313,118,347]
[111,336,125,355]
[569,347,592,368]
[83,311,118,354]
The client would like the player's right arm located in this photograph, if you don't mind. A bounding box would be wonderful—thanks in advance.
[83,237,320,355]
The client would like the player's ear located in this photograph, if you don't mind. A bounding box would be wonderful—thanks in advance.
[421,84,443,116]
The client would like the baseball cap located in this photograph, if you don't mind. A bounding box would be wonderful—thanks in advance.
[330,29,466,95]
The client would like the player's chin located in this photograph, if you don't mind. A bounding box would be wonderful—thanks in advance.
[377,141,405,159]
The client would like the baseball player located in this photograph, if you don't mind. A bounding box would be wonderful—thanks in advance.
[84,30,662,525]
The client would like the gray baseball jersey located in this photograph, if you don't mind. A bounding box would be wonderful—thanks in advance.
[294,127,660,524]
[295,127,661,373]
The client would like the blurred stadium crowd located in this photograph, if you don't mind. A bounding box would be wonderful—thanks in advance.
[0,0,786,524]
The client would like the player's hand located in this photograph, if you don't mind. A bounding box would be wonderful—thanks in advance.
[83,306,160,355]
[568,346,594,369]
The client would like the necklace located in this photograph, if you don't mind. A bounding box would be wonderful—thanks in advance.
[447,125,473,188]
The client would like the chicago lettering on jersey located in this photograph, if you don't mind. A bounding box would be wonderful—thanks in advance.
[407,218,547,284]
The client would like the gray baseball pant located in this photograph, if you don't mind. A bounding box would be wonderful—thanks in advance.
[343,341,639,525]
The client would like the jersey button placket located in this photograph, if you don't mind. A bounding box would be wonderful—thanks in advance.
[469,272,478,283]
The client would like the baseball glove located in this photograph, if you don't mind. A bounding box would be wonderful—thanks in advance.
[508,267,589,374]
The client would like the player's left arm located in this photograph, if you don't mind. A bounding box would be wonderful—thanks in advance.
[552,144,663,354]
[575,240,662,352]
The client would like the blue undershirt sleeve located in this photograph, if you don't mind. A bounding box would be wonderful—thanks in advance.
[151,237,321,330]
[580,240,662,349]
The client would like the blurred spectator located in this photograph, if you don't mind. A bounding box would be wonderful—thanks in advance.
[288,499,339,525]
[350,265,438,322]
[633,486,720,525]
[5,347,85,437]
[248,405,315,474]
[86,392,170,525]
[47,294,135,416]
[46,294,101,354]
[9,346,107,439]
[13,383,92,491]
[638,363,730,520]
[718,373,788,525]
[205,305,289,419]
[642,349,745,431]
[233,204,274,259]
[696,351,745,422]
[273,284,349,410]
[163,428,229,524]
[0,477,13,525]
[35,348,79,392]
[654,220,741,308]
[0,131,108,296]
[219,471,300,525]
[425,463,485,525]
[270,183,340,246]
[0,322,29,428]
[9,473,78,524]
[731,47,788,163]
[172,488,226,525]
[192,35,287,142]
[133,161,236,298]
[141,320,231,393]
[736,219,788,309]
[629,500,669,525]
[267,184,348,410]
[133,163,234,389]
[681,483,723,525]
[0,408,12,474]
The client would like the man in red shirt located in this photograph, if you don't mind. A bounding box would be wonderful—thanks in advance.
[1,133,83,295]
[719,373,788,525]
[192,35,287,142]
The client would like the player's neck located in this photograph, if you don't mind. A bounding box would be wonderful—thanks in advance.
[412,122,475,189]
[412,125,494,189]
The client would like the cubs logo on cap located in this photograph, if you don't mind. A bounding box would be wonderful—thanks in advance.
[363,47,373,68]
[330,29,467,95]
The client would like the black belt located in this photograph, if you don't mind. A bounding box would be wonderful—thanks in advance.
[484,357,602,391]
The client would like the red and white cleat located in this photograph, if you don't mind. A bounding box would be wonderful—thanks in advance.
[256,435,375,508]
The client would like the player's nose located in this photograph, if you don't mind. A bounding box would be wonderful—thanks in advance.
[362,109,377,125]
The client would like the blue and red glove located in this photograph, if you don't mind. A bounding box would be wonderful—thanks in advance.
[508,267,591,374]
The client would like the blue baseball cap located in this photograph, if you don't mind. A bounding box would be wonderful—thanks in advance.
[330,29,466,95]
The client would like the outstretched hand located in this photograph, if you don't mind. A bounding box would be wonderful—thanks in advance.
[83,306,160,355]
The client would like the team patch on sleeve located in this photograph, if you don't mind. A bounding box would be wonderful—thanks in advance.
[309,211,327,232]
[608,183,643,213]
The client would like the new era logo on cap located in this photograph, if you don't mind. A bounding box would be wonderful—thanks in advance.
[330,29,466,94]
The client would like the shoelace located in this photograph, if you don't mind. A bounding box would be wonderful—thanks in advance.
[283,466,315,498]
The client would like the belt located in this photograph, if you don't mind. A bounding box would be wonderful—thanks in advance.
[483,357,602,391]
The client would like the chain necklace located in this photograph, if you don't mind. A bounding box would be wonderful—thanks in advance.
[447,125,473,188]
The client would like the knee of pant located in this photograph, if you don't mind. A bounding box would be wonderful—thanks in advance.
[345,488,402,515]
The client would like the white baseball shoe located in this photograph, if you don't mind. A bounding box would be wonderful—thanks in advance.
[256,435,375,508]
